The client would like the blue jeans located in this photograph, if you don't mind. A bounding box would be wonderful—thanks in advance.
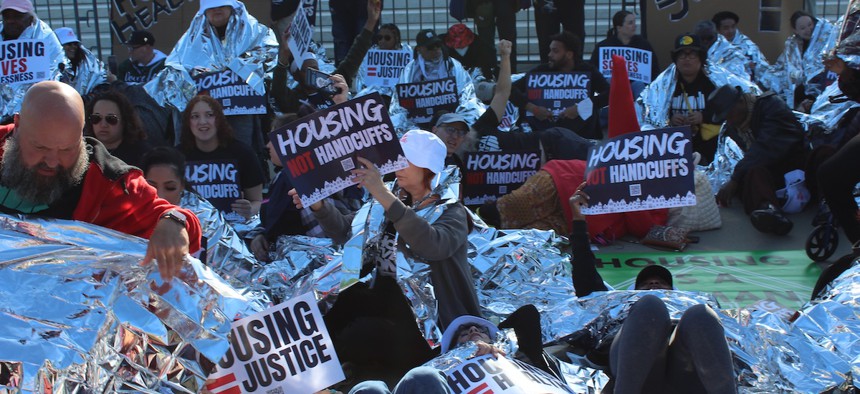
[348,367,450,394]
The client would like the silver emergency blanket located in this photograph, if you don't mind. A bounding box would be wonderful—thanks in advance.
[179,191,268,307]
[61,45,106,96]
[701,131,745,194]
[708,34,751,81]
[388,57,485,135]
[835,0,860,56]
[637,63,760,130]
[354,44,414,99]
[144,1,278,112]
[0,19,64,118]
[795,80,860,137]
[0,213,258,392]
[759,17,839,107]
[730,29,771,85]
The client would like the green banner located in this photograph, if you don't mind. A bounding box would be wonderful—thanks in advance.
[593,250,822,310]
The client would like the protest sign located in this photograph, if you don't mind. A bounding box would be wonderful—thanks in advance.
[195,69,267,115]
[525,72,591,130]
[0,39,51,86]
[185,159,245,221]
[444,355,574,394]
[463,151,541,205]
[396,77,458,125]
[206,292,344,394]
[363,48,412,88]
[269,93,407,207]
[597,47,653,83]
[582,127,695,214]
[287,2,313,71]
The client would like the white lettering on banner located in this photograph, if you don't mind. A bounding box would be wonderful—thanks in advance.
[445,355,573,394]
[415,94,457,107]
[313,123,394,165]
[196,70,241,90]
[397,78,457,97]
[186,162,238,183]
[210,292,344,394]
[0,39,51,86]
[608,158,689,182]
[526,72,589,88]
[598,47,653,83]
[466,152,540,171]
[587,131,690,167]
[276,99,386,156]
[192,183,240,198]
[542,89,589,100]
[485,170,537,184]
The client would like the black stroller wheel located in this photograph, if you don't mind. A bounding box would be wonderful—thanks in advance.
[806,224,840,262]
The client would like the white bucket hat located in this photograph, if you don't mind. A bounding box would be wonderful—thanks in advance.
[440,315,498,353]
[399,129,446,175]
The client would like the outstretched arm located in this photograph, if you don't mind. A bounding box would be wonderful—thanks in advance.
[568,183,608,297]
[488,40,513,119]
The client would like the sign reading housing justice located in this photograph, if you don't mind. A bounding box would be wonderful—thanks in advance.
[582,127,695,214]
[363,48,412,88]
[268,93,407,207]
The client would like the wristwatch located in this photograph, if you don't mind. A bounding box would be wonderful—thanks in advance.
[160,209,187,227]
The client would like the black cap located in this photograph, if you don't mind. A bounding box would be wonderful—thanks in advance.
[707,85,743,123]
[125,31,155,47]
[712,11,740,25]
[672,33,703,54]
[416,29,442,47]
[635,265,673,289]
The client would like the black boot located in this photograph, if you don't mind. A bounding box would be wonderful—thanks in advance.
[750,204,793,235]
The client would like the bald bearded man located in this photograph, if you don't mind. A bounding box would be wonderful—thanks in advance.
[0,81,201,280]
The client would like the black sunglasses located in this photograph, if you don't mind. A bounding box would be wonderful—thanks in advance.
[90,114,119,126]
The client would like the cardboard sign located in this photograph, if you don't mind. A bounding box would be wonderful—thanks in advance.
[597,47,653,83]
[207,292,344,394]
[363,48,412,88]
[582,127,695,214]
[268,93,407,207]
[445,355,573,394]
[462,151,541,205]
[525,72,591,131]
[0,39,51,86]
[195,69,267,115]
[185,159,244,221]
[396,77,458,125]
[287,2,314,70]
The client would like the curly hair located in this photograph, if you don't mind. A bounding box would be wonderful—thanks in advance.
[180,94,234,151]
[84,89,147,144]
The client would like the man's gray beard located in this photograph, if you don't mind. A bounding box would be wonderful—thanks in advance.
[1,136,90,206]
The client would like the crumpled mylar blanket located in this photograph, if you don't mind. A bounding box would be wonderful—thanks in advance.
[0,213,259,393]
[0,19,64,118]
[708,34,751,81]
[61,45,106,96]
[835,0,860,57]
[637,63,760,130]
[144,1,277,112]
[759,17,840,107]
[388,57,485,135]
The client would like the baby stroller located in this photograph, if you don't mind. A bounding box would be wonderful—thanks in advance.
[806,199,841,261]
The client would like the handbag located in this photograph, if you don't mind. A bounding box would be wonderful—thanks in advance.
[667,168,723,231]
[641,225,692,252]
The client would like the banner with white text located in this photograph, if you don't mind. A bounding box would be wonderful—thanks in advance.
[525,71,591,131]
[396,77,458,125]
[597,47,653,83]
[363,48,412,88]
[185,159,244,221]
[582,127,695,214]
[444,355,574,394]
[206,292,344,394]
[0,39,51,86]
[195,69,267,115]
[268,93,407,207]
[463,151,541,205]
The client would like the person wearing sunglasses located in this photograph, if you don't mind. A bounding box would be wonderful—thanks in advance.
[84,89,152,169]
[354,23,410,107]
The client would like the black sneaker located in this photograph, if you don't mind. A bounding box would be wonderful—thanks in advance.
[751,204,794,235]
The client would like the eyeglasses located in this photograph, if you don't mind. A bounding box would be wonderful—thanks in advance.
[90,114,119,126]
[676,50,700,60]
[456,323,490,337]
[377,34,393,41]
[438,126,467,137]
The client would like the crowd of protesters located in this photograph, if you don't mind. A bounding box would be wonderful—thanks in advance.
[1,0,860,392]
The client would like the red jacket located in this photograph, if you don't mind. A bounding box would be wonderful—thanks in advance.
[0,124,201,252]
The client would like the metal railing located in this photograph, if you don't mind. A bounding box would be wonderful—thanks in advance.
[27,0,855,67]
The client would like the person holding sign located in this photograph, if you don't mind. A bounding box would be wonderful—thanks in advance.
[589,10,658,98]
[511,30,608,139]
[0,81,201,281]
[566,185,737,394]
[388,29,483,132]
[0,0,65,119]
[179,95,264,222]
[354,23,412,106]
[290,129,481,329]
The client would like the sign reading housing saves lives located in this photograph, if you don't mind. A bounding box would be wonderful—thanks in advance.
[0,39,51,86]
[582,126,695,214]
[268,93,408,207]
[206,292,344,394]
